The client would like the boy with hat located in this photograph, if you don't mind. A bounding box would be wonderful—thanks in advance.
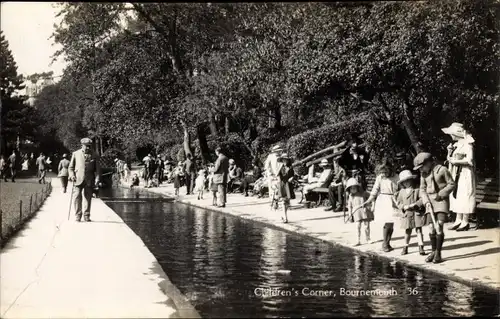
[413,152,455,263]
[69,137,101,222]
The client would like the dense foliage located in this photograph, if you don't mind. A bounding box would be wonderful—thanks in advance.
[33,1,499,174]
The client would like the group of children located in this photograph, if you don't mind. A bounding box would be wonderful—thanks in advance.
[171,162,220,205]
[346,162,428,256]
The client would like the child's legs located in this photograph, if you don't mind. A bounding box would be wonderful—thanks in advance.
[363,221,370,240]
[357,221,362,240]
[416,227,424,246]
[404,228,412,245]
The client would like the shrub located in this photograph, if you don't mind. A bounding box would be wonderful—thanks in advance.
[208,134,253,170]
[287,114,371,162]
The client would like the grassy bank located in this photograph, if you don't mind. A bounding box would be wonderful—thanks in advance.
[0,177,53,244]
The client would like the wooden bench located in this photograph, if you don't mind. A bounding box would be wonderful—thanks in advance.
[472,178,499,229]
[310,175,376,207]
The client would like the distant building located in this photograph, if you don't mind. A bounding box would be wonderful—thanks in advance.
[22,76,55,106]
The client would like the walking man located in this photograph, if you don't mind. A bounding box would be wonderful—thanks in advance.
[0,155,7,182]
[8,150,17,182]
[69,138,101,222]
[185,153,197,195]
[58,153,70,193]
[36,153,47,184]
[213,147,229,207]
[414,152,455,264]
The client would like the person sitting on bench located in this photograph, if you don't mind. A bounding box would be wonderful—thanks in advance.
[242,159,262,197]
[303,159,334,202]
[227,159,243,193]
[324,153,347,212]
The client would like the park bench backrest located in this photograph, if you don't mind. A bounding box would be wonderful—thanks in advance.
[475,178,500,211]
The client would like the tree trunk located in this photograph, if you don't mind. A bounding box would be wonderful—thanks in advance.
[268,105,282,130]
[209,113,218,136]
[181,120,192,158]
[197,125,210,165]
[274,105,282,130]
[400,100,423,155]
[224,116,230,135]
[249,118,258,141]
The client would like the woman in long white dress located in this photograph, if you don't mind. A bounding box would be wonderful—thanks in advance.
[442,123,476,232]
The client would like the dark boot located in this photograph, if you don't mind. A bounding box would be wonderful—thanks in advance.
[433,233,444,264]
[382,226,390,252]
[425,233,437,263]
[401,246,408,255]
[419,245,426,256]
[387,226,394,250]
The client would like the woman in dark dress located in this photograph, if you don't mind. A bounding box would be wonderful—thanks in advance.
[276,154,295,223]
[340,138,370,190]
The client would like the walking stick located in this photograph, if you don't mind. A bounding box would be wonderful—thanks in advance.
[67,181,75,220]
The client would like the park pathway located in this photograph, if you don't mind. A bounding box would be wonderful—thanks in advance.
[126,176,500,291]
[0,181,192,319]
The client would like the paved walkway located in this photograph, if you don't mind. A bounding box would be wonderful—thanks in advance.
[127,178,500,291]
[0,181,196,319]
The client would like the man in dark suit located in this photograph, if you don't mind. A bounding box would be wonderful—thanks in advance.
[69,137,101,222]
[324,153,346,212]
[213,146,229,207]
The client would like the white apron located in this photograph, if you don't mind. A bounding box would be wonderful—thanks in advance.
[372,175,399,223]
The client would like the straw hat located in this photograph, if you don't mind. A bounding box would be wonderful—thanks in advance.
[62,153,68,158]
[271,145,283,153]
[229,159,235,165]
[442,122,466,138]
[319,159,330,167]
[80,137,92,146]
[279,153,290,159]
[345,178,360,191]
[398,170,417,184]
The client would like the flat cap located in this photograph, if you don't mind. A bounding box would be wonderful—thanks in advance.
[80,137,92,145]
[413,152,432,170]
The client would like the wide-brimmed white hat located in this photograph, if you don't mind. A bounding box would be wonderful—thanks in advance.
[398,170,417,184]
[442,122,466,138]
[271,145,283,152]
[319,159,330,167]
[345,178,360,191]
[279,153,290,159]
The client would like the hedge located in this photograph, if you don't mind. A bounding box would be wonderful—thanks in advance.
[287,114,371,162]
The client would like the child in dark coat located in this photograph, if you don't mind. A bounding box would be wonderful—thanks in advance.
[394,170,426,256]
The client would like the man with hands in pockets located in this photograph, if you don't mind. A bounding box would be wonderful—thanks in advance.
[68,137,102,222]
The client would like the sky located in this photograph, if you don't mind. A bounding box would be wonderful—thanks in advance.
[1,2,67,78]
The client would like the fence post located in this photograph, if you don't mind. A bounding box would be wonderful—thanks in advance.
[29,195,33,216]
[19,200,23,222]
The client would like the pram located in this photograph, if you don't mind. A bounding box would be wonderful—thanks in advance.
[269,178,290,223]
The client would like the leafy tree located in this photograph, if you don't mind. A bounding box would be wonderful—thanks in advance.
[0,31,35,154]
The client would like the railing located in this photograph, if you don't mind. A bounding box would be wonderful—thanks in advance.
[0,181,53,246]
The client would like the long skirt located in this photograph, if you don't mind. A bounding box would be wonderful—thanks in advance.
[374,194,399,223]
[450,166,476,215]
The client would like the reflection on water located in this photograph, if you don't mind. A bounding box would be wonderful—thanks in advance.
[102,188,499,318]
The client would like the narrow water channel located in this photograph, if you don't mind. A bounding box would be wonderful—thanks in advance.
[101,187,499,318]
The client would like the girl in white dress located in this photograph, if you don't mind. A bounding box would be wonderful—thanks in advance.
[361,162,399,252]
[442,123,476,231]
